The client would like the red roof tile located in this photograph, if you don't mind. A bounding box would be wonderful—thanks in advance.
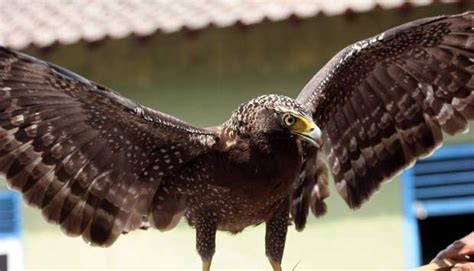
[0,0,457,49]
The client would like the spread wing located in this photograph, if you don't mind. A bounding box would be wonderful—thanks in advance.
[0,46,217,246]
[296,12,473,209]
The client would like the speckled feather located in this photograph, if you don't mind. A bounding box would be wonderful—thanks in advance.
[0,46,217,246]
[224,94,308,136]
[0,11,473,270]
[297,12,474,212]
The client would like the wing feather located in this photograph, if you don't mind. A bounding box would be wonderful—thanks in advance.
[0,46,218,246]
[290,147,329,230]
[297,12,474,209]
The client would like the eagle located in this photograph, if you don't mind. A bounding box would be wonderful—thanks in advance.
[0,12,472,271]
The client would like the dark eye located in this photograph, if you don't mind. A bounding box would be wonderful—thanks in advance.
[282,114,296,126]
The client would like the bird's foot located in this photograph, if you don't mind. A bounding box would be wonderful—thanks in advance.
[269,259,283,271]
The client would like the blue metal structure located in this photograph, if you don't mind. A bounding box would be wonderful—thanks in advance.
[0,190,23,271]
[0,191,22,240]
[401,144,474,268]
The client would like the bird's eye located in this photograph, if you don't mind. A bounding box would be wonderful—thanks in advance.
[282,114,296,127]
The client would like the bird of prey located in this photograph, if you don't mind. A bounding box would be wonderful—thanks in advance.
[0,11,473,271]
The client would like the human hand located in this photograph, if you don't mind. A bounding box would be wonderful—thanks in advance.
[432,232,474,271]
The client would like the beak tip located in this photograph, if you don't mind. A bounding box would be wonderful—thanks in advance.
[315,138,323,148]
[308,136,323,148]
[308,126,322,148]
[295,128,323,148]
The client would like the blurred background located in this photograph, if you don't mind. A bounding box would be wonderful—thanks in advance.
[0,0,473,270]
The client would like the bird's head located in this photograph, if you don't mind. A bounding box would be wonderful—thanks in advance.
[226,95,322,147]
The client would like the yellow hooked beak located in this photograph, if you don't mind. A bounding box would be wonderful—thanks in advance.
[292,116,323,148]
[276,106,323,148]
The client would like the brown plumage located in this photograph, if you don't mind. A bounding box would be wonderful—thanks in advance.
[0,11,472,271]
[296,11,474,211]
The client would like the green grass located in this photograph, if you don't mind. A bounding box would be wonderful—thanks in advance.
[21,178,407,270]
[24,215,404,271]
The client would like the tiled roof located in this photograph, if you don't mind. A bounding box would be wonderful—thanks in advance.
[0,0,459,49]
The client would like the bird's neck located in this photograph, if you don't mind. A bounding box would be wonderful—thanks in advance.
[212,124,245,152]
[252,132,297,154]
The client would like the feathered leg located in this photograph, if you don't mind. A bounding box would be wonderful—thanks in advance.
[266,200,289,271]
[196,211,217,271]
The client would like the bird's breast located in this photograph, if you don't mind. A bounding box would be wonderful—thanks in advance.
[185,137,303,232]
